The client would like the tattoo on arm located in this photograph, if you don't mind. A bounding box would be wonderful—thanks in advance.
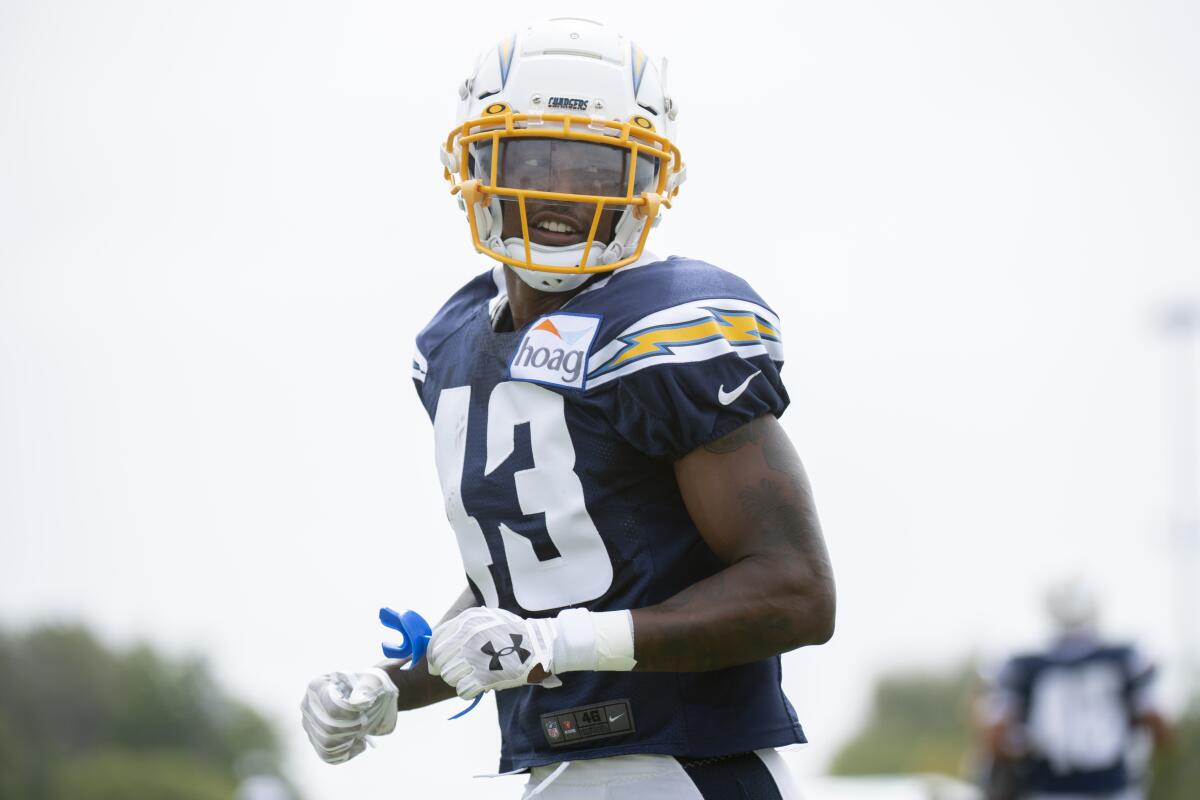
[705,417,807,489]
[738,477,833,585]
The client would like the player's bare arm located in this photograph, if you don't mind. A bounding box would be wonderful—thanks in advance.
[631,415,835,672]
[1137,709,1173,751]
[381,585,477,710]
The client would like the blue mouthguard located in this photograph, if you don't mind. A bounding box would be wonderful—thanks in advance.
[378,607,481,719]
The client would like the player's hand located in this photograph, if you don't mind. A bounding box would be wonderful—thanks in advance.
[427,607,562,699]
[300,666,399,764]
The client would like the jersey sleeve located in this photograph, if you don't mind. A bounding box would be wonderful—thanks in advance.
[1123,646,1159,714]
[587,298,789,459]
[982,657,1030,723]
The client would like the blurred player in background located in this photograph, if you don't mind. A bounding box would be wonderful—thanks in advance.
[976,579,1171,800]
[300,18,835,799]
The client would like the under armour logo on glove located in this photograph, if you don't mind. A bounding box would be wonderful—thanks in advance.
[481,634,531,670]
[428,607,562,699]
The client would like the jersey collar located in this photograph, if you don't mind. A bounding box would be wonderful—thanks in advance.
[486,251,662,330]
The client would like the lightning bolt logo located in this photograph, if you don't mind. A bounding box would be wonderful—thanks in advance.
[592,308,780,376]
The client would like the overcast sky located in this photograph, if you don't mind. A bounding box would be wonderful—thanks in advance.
[3,1,1199,798]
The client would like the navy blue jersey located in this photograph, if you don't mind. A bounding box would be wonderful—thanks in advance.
[413,256,806,772]
[994,637,1156,794]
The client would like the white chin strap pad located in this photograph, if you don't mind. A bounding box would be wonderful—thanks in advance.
[510,266,591,293]
[495,237,602,293]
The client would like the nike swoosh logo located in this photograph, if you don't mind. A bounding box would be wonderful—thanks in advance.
[608,713,625,723]
[717,370,761,405]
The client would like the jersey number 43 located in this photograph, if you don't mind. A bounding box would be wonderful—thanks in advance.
[434,381,613,612]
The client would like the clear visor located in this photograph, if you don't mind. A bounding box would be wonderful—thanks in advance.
[472,137,658,198]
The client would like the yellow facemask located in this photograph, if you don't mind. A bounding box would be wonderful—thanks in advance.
[443,104,684,275]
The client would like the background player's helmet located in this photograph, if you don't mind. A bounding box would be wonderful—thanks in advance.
[441,18,686,292]
[1045,578,1099,634]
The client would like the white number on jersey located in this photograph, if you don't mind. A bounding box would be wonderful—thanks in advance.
[433,381,614,612]
[1027,662,1128,772]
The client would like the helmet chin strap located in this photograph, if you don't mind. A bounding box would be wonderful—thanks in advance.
[601,204,652,265]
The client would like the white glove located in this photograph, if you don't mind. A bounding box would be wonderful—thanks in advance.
[300,666,398,764]
[427,607,559,699]
[427,607,637,700]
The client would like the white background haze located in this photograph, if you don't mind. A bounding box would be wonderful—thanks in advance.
[2,1,1199,797]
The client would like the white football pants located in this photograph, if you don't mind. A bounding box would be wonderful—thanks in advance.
[518,749,802,800]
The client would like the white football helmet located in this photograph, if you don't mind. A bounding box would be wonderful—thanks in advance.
[441,18,686,292]
[1045,578,1099,634]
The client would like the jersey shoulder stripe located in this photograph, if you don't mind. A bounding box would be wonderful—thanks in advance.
[412,349,429,382]
[587,298,782,387]
[565,258,784,389]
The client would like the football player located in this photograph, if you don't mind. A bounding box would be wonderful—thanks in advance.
[301,18,835,798]
[977,580,1171,800]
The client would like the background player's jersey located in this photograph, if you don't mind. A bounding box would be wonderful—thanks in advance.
[413,256,806,772]
[993,636,1156,795]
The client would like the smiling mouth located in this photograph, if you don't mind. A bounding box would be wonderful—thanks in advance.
[527,208,589,247]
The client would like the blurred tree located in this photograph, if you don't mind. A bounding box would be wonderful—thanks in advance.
[51,751,233,800]
[1148,698,1200,800]
[0,624,294,800]
[829,662,975,776]
[0,712,31,800]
